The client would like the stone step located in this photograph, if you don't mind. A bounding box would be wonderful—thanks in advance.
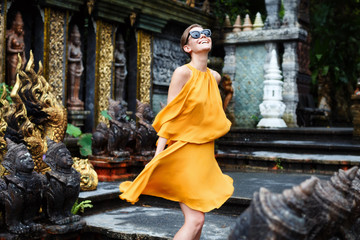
[219,127,354,142]
[78,172,331,239]
[216,150,359,174]
[217,139,360,155]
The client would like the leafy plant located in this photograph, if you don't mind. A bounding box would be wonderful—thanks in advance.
[0,83,12,104]
[101,110,112,120]
[66,123,92,157]
[71,199,93,215]
[212,0,266,26]
[275,158,284,170]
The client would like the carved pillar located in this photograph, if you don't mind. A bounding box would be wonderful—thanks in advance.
[0,1,5,83]
[223,45,236,82]
[137,29,152,104]
[282,42,299,127]
[95,20,114,125]
[43,8,67,102]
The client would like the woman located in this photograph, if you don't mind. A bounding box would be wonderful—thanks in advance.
[120,24,234,240]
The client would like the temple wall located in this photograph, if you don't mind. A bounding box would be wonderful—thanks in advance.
[0,0,214,132]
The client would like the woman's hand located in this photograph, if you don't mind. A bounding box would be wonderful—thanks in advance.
[154,137,167,157]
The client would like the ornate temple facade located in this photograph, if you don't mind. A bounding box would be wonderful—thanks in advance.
[0,0,214,132]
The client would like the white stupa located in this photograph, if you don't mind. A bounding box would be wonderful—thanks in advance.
[257,49,287,128]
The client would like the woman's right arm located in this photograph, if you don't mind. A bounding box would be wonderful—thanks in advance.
[153,66,191,157]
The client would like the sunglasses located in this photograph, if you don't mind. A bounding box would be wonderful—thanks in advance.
[185,29,212,44]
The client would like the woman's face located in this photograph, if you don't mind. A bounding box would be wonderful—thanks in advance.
[184,27,212,55]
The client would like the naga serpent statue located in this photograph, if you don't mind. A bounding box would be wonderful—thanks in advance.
[0,51,67,173]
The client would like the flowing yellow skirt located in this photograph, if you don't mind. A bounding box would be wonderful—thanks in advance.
[119,141,234,213]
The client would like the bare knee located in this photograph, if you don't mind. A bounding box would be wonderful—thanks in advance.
[185,211,205,231]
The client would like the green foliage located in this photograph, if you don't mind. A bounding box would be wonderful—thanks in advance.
[309,0,360,87]
[66,123,82,138]
[71,199,93,215]
[0,83,12,104]
[101,110,112,120]
[275,159,284,170]
[212,0,266,26]
[78,133,92,157]
[66,123,92,157]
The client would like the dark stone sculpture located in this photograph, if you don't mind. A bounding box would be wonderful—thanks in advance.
[135,100,157,157]
[91,99,136,159]
[114,33,127,101]
[67,25,84,111]
[6,12,26,87]
[43,138,81,225]
[1,138,43,234]
[229,167,360,240]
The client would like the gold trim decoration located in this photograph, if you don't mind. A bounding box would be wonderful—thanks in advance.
[44,8,66,102]
[137,30,152,104]
[95,20,114,125]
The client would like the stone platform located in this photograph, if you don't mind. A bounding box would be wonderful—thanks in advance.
[216,127,360,174]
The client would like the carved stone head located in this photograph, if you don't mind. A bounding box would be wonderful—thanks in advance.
[3,138,34,174]
[44,138,73,170]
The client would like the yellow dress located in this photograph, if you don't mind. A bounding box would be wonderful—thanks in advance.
[119,64,234,213]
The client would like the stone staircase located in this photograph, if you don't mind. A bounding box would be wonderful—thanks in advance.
[216,127,360,174]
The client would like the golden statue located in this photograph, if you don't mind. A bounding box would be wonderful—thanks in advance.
[67,25,84,111]
[6,12,26,87]
[72,157,98,191]
[1,51,67,173]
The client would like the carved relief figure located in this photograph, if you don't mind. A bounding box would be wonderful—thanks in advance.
[67,25,84,110]
[43,138,81,225]
[114,33,127,101]
[2,139,43,234]
[6,12,26,87]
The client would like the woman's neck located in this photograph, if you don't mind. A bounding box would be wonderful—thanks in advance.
[189,52,208,72]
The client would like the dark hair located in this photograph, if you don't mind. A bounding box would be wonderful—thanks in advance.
[180,24,203,58]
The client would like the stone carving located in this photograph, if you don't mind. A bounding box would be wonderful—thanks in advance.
[92,99,136,158]
[43,138,81,225]
[253,12,264,30]
[153,36,187,86]
[229,167,360,239]
[220,75,234,111]
[91,122,110,156]
[224,14,233,33]
[114,33,127,101]
[233,15,242,32]
[225,27,308,44]
[282,42,299,127]
[264,0,281,29]
[242,14,253,31]
[282,0,299,28]
[135,100,157,157]
[72,157,98,191]
[6,12,26,87]
[2,139,44,234]
[67,25,84,111]
[257,49,286,128]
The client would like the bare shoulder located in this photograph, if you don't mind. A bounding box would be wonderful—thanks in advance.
[167,65,192,103]
[209,68,221,84]
[170,65,192,88]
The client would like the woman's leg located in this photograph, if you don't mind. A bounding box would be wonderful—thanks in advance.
[173,203,205,240]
